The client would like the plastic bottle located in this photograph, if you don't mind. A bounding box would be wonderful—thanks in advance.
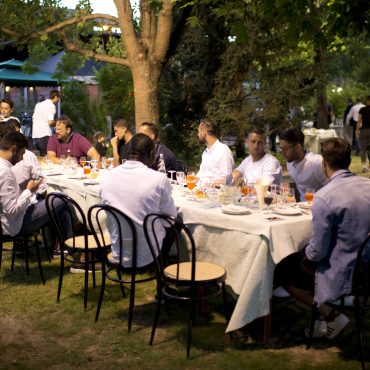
[158,153,166,173]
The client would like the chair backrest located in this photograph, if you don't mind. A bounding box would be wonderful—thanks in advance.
[143,213,196,284]
[45,192,87,252]
[352,233,370,303]
[176,160,188,176]
[87,203,138,268]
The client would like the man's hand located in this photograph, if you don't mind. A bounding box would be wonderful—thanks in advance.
[111,136,118,149]
[26,177,43,193]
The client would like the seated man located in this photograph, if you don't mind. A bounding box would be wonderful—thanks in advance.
[138,122,178,173]
[275,138,370,339]
[279,128,327,201]
[47,116,100,163]
[196,118,234,181]
[100,133,177,268]
[233,126,282,184]
[110,119,133,166]
[0,132,71,238]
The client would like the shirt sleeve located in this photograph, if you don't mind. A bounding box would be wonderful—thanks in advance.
[346,107,354,125]
[0,172,32,220]
[261,157,282,184]
[79,135,94,156]
[313,158,328,187]
[305,197,333,262]
[47,103,56,121]
[47,135,57,153]
[219,147,234,177]
[159,176,177,217]
[235,158,247,176]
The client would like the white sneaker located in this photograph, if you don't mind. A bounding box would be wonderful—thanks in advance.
[273,286,291,298]
[305,320,327,338]
[362,165,368,173]
[326,313,350,339]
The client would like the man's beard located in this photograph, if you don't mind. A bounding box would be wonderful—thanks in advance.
[199,137,206,145]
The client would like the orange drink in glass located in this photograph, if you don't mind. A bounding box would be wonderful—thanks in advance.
[305,188,315,205]
[186,172,196,191]
[83,166,91,175]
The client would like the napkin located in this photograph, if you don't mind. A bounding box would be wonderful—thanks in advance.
[255,178,269,209]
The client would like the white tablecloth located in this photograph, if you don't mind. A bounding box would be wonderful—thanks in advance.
[43,169,312,333]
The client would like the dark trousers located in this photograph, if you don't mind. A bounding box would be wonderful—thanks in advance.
[359,128,370,163]
[32,136,50,156]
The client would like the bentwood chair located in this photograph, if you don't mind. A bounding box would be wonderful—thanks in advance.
[88,204,156,331]
[143,213,228,358]
[307,233,370,370]
[0,223,45,284]
[46,192,110,309]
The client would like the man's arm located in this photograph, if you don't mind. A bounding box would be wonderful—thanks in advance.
[47,151,60,164]
[219,148,234,177]
[346,107,354,126]
[159,177,177,217]
[305,197,333,262]
[356,113,362,138]
[111,136,120,167]
[262,157,282,184]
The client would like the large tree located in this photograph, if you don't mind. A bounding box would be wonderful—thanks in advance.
[0,0,178,129]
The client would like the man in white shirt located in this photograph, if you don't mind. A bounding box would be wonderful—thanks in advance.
[0,132,71,238]
[233,126,282,184]
[100,133,177,268]
[196,118,234,182]
[346,97,365,154]
[279,128,327,201]
[32,90,60,156]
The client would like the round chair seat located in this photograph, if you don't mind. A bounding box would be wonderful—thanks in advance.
[65,234,111,250]
[164,262,226,283]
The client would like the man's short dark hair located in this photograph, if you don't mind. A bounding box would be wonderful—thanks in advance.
[114,118,131,132]
[0,132,28,151]
[279,128,305,146]
[200,117,217,137]
[94,131,104,141]
[0,121,16,139]
[141,122,159,140]
[7,118,21,131]
[127,133,155,158]
[321,138,351,170]
[49,90,60,100]
[0,98,14,109]
[248,126,265,137]
[356,96,362,103]
[56,116,73,130]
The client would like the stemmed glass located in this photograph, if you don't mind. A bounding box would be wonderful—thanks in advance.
[59,155,66,166]
[176,171,185,187]
[186,171,196,196]
[101,157,107,169]
[305,188,315,206]
[264,193,274,214]
[91,159,98,172]
[80,156,87,167]
[167,170,176,184]
[286,188,296,204]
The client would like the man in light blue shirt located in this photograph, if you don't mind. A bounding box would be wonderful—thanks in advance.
[276,137,370,339]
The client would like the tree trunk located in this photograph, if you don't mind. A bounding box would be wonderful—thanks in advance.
[131,62,161,130]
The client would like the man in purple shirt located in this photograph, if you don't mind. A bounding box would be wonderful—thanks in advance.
[47,116,100,163]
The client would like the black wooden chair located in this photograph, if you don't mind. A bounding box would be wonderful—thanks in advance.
[307,233,370,370]
[176,160,188,175]
[0,224,45,284]
[87,204,156,331]
[45,192,110,309]
[143,213,228,358]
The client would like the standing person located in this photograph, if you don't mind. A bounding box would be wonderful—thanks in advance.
[0,99,20,123]
[111,119,133,166]
[138,122,177,173]
[343,98,353,144]
[32,90,60,156]
[346,97,364,155]
[47,116,100,163]
[100,133,177,267]
[356,95,370,173]
[196,117,234,182]
[275,138,370,339]
[94,131,108,158]
[232,126,282,185]
[279,128,327,201]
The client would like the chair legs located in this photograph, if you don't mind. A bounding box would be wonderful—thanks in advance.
[116,269,126,298]
[128,276,136,333]
[41,227,51,263]
[84,252,89,310]
[150,287,162,345]
[95,262,106,322]
[57,252,65,302]
[24,239,30,275]
[306,303,318,349]
[354,296,366,370]
[187,286,197,359]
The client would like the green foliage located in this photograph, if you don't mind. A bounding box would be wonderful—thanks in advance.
[61,80,107,140]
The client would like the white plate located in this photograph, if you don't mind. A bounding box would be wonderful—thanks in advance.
[273,207,302,216]
[298,202,311,210]
[68,175,86,180]
[221,205,251,215]
[43,171,63,176]
[83,179,99,185]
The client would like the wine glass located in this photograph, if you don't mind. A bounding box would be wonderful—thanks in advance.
[176,171,185,187]
[286,188,296,204]
[101,157,107,169]
[167,170,176,184]
[80,156,87,167]
[264,194,274,214]
[305,188,315,206]
[91,159,98,172]
[59,155,66,166]
[186,171,196,195]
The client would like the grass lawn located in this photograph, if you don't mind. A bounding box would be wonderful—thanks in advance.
[0,154,369,370]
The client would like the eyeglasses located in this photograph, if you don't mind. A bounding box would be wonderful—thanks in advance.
[279,143,297,152]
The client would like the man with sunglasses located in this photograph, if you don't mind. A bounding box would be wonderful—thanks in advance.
[279,128,327,201]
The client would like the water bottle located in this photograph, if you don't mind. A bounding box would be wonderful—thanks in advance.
[158,153,166,173]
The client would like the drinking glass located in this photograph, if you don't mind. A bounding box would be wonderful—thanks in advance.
[80,156,87,167]
[83,164,91,176]
[286,188,296,204]
[186,172,196,194]
[167,170,176,184]
[264,194,274,214]
[44,155,53,169]
[59,155,66,166]
[305,188,315,205]
[176,171,185,187]
[101,157,107,169]
[270,184,281,207]
[70,157,78,173]
[91,159,98,172]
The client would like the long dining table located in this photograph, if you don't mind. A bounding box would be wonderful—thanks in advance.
[43,166,312,335]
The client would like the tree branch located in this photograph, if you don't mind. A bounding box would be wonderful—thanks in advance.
[61,33,130,67]
[140,0,154,50]
[153,0,174,62]
[18,14,119,44]
[0,27,19,38]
